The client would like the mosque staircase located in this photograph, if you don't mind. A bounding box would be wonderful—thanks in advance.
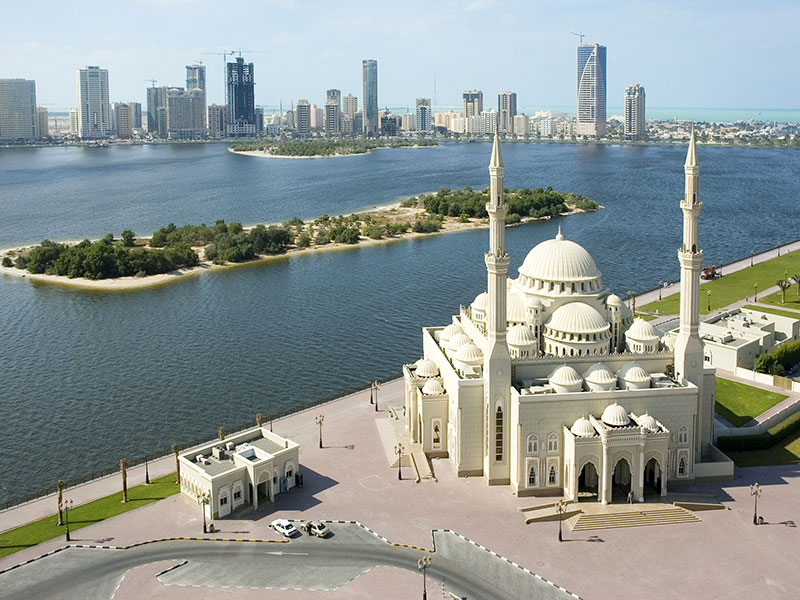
[566,506,701,530]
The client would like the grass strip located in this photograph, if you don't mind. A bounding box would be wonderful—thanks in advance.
[715,377,788,428]
[742,304,800,320]
[0,473,178,559]
[726,430,800,467]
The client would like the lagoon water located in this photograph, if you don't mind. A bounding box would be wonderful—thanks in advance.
[1,142,798,505]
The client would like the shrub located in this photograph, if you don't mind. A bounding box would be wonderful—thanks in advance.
[297,232,311,248]
[362,224,385,240]
[1,256,12,267]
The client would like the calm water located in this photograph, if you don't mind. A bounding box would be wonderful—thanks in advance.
[1,142,798,505]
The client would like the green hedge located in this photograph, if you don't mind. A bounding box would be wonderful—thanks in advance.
[717,410,800,451]
[753,337,800,376]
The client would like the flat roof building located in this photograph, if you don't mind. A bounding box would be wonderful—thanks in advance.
[0,78,38,142]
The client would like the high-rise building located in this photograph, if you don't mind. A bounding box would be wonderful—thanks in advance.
[128,102,142,130]
[415,97,432,133]
[185,64,206,92]
[295,99,311,137]
[512,114,528,137]
[110,102,133,138]
[343,94,357,119]
[36,106,48,139]
[146,86,168,136]
[325,89,341,135]
[362,59,378,136]
[624,84,646,140]
[166,88,206,140]
[68,108,79,135]
[463,90,483,118]
[0,79,38,141]
[310,104,324,129]
[497,92,517,134]
[576,43,607,137]
[208,104,228,138]
[226,57,256,137]
[76,66,110,139]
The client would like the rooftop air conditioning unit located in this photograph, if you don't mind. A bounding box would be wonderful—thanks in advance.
[226,442,234,451]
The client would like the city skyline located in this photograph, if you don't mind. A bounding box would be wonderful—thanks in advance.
[2,0,797,112]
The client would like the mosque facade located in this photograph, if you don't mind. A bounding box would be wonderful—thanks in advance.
[403,131,732,503]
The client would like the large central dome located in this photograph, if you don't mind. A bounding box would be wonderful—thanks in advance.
[518,229,601,284]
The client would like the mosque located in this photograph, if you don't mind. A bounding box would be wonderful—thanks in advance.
[402,131,733,503]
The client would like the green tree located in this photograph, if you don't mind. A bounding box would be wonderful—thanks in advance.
[120,458,128,503]
[121,230,136,247]
[777,279,791,304]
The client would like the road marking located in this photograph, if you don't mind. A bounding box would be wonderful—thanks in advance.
[265,551,309,556]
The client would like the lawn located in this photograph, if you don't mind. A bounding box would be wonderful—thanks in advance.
[759,289,800,312]
[0,473,179,559]
[742,304,800,320]
[633,312,658,321]
[639,249,800,316]
[726,430,800,467]
[715,377,788,428]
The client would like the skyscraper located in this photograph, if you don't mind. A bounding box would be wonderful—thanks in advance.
[497,92,517,134]
[226,57,256,137]
[624,84,646,140]
[110,102,133,138]
[343,94,357,118]
[0,79,37,142]
[75,66,110,139]
[36,106,48,139]
[129,102,142,130]
[576,43,606,137]
[185,64,206,92]
[325,89,341,135]
[415,97,432,133]
[361,60,378,136]
[295,99,311,138]
[207,104,228,139]
[146,86,168,136]
[167,88,206,140]
[186,63,207,136]
[463,90,483,118]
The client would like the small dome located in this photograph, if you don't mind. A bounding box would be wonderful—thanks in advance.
[421,379,445,395]
[508,324,537,347]
[570,417,595,437]
[526,296,544,311]
[455,343,483,364]
[507,292,527,323]
[447,333,472,351]
[518,230,602,285]
[414,359,438,378]
[637,412,659,433]
[471,292,488,312]
[607,294,622,307]
[440,323,464,342]
[548,365,583,392]
[626,318,661,342]
[618,361,651,382]
[583,363,616,384]
[601,402,630,427]
[546,302,610,335]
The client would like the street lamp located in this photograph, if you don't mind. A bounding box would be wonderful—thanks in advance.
[145,455,150,485]
[750,250,754,267]
[707,289,712,312]
[199,491,210,534]
[394,443,405,480]
[556,499,567,542]
[417,554,432,600]
[658,280,664,301]
[64,499,73,541]
[754,282,758,302]
[369,382,374,405]
[374,380,381,412]
[316,414,325,449]
[750,483,762,525]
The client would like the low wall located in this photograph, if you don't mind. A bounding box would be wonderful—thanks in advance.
[732,366,800,393]
[693,446,734,480]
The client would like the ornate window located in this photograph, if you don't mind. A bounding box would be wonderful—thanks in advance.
[548,466,557,485]
[495,406,504,461]
[432,420,442,449]
[678,426,689,445]
[528,466,537,487]
[678,457,686,476]
[526,434,538,454]
[547,432,559,453]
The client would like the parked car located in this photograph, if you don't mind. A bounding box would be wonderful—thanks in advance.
[270,518,299,538]
[299,520,330,538]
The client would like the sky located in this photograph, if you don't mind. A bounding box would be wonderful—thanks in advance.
[2,0,798,112]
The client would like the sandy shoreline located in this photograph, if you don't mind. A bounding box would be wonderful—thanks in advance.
[229,143,436,160]
[0,204,595,292]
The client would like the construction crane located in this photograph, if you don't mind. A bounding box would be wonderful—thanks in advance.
[201,50,266,103]
[571,31,585,44]
[142,78,158,88]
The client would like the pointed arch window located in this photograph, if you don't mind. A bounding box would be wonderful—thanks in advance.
[548,465,557,485]
[678,457,686,476]
[547,432,559,453]
[528,466,537,487]
[495,406,503,461]
[527,434,538,454]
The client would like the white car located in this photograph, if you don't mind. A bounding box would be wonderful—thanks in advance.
[270,518,299,538]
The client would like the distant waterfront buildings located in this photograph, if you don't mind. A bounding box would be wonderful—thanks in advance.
[110,102,133,138]
[463,90,483,118]
[76,66,111,139]
[416,97,432,133]
[497,92,517,134]
[0,78,37,142]
[36,106,48,139]
[576,43,607,137]
[208,103,227,138]
[166,88,206,140]
[226,57,256,137]
[185,64,206,92]
[146,86,168,136]
[624,84,646,140]
[295,99,311,137]
[362,59,378,136]
[325,88,341,135]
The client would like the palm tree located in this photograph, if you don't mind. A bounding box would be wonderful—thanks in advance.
[218,427,226,441]
[256,413,263,427]
[57,480,65,526]
[172,443,181,484]
[120,458,128,503]
[627,290,637,315]
[793,274,800,297]
[777,279,792,304]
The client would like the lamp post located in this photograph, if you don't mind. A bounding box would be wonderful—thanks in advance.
[374,380,380,412]
[64,499,73,541]
[316,414,325,449]
[754,282,758,302]
[707,289,712,312]
[556,499,567,542]
[200,491,210,534]
[658,280,664,301]
[417,554,431,599]
[369,381,374,405]
[394,442,405,480]
[750,482,762,525]
[750,250,754,267]
[145,455,150,485]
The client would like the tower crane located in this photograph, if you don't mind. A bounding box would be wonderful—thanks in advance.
[142,78,158,88]
[201,50,266,103]
[571,31,585,44]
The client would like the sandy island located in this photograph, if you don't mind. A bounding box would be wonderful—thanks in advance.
[0,203,597,292]
[229,144,436,160]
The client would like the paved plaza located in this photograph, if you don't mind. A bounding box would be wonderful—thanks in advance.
[2,379,800,599]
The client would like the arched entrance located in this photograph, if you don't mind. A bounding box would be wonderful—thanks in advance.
[577,462,599,501]
[644,457,662,497]
[612,458,632,502]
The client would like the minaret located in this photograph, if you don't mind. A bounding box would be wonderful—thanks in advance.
[483,129,511,485]
[673,131,711,454]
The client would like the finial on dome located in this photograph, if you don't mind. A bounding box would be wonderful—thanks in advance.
[685,128,698,168]
[489,128,503,169]
[555,225,564,240]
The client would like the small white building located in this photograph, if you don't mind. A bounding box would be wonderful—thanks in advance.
[179,427,300,520]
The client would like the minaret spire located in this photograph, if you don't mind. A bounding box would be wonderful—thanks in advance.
[483,129,511,485]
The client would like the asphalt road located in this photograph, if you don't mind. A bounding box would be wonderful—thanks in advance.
[0,538,519,600]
